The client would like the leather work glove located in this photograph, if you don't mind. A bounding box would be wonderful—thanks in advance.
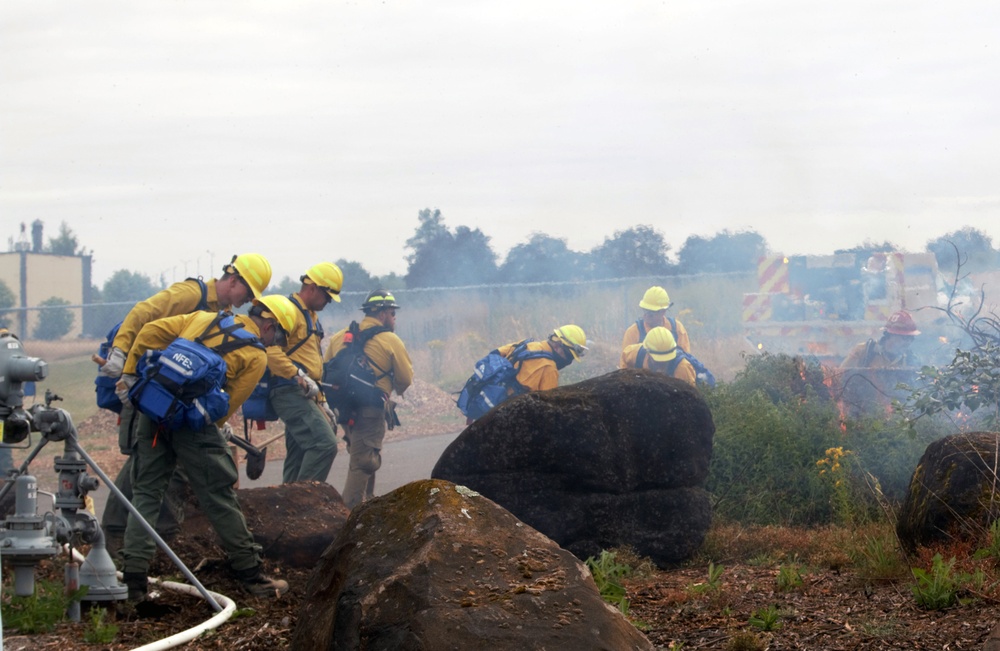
[384,399,400,431]
[297,369,320,399]
[115,374,138,406]
[320,402,339,435]
[220,422,235,441]
[97,347,127,378]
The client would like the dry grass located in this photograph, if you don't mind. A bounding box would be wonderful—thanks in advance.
[696,521,898,572]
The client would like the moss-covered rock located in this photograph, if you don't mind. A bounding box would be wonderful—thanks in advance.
[897,431,1000,552]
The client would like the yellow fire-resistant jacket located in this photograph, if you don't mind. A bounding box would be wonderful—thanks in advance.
[112,278,221,353]
[266,292,324,381]
[495,339,561,393]
[840,339,917,370]
[621,315,691,354]
[618,343,696,387]
[324,316,413,397]
[123,311,266,425]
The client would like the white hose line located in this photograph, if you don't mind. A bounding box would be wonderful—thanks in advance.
[70,547,238,651]
[128,577,237,651]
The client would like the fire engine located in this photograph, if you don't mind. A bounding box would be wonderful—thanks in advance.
[742,251,947,366]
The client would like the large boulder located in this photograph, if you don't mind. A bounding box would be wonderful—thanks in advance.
[897,431,1000,552]
[292,479,653,651]
[432,369,714,566]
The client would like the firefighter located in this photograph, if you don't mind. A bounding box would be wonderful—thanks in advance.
[839,310,921,418]
[497,324,588,394]
[324,290,414,509]
[841,310,921,369]
[95,253,272,560]
[619,326,696,386]
[268,262,344,484]
[117,294,296,601]
[621,286,691,354]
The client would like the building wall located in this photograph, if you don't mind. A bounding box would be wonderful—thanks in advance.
[0,252,87,338]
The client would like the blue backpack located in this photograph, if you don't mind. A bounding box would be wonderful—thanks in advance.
[94,278,209,414]
[129,311,263,431]
[456,340,555,421]
[635,347,717,387]
[95,322,124,413]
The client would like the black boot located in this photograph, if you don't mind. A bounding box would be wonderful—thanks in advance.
[123,572,147,602]
[234,565,289,598]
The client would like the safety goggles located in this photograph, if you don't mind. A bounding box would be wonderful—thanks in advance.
[558,338,587,359]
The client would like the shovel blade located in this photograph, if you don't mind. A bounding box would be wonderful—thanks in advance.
[246,447,267,480]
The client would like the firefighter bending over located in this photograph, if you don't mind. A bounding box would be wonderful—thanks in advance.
[841,310,920,369]
[619,326,696,386]
[621,286,691,353]
[268,262,343,484]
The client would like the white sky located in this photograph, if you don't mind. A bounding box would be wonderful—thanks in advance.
[3,1,1000,286]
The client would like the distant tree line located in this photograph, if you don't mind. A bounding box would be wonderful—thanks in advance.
[9,219,1000,339]
[401,208,771,288]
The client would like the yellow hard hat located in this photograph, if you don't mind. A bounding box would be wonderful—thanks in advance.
[553,324,588,360]
[639,286,670,311]
[643,326,678,362]
[302,262,344,302]
[227,253,272,299]
[253,294,297,336]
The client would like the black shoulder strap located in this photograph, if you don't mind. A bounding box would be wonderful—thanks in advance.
[357,323,392,380]
[285,294,323,356]
[509,339,554,366]
[635,319,646,340]
[185,277,210,312]
[505,339,530,360]
[195,311,264,354]
[668,316,677,334]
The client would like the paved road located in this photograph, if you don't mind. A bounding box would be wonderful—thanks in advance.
[87,430,463,518]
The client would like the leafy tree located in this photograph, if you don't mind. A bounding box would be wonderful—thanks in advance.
[499,233,586,283]
[376,272,406,291]
[677,230,768,274]
[927,227,998,275]
[404,208,497,288]
[45,221,83,256]
[102,270,157,303]
[834,239,901,256]
[588,225,673,278]
[0,279,15,329]
[334,259,376,295]
[264,276,301,297]
[33,296,74,340]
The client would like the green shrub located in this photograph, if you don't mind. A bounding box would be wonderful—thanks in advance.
[911,554,962,610]
[83,606,118,643]
[854,531,907,580]
[776,563,804,591]
[585,550,632,614]
[707,353,939,526]
[706,354,842,525]
[3,579,87,634]
[748,604,782,631]
[687,561,725,595]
